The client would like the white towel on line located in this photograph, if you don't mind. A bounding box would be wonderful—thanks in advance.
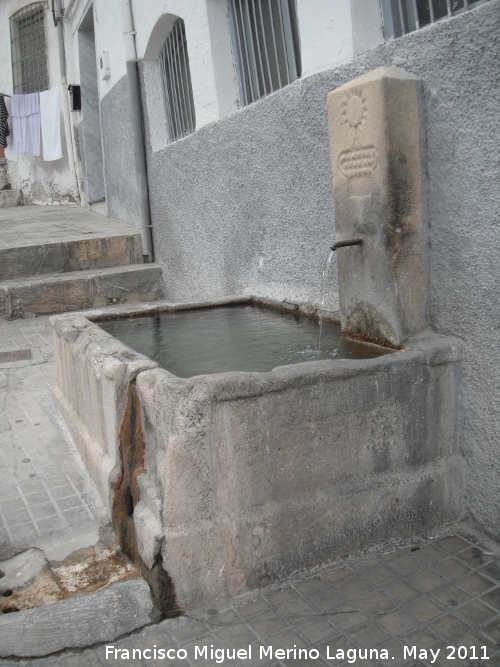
[11,92,39,117]
[11,92,40,156]
[40,87,62,161]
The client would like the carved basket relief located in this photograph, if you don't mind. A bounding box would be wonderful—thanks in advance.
[337,88,378,179]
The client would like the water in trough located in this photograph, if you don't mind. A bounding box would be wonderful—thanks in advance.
[99,304,392,378]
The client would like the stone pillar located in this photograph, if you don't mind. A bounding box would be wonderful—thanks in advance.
[327,67,428,347]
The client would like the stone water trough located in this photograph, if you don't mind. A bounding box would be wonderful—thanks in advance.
[51,68,464,613]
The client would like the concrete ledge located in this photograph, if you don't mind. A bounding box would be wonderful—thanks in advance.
[0,579,160,659]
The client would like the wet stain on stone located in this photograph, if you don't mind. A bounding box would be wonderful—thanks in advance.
[344,302,401,349]
[386,150,413,267]
[113,382,180,618]
[0,532,139,616]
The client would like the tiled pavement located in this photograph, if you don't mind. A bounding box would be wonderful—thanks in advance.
[1,317,500,667]
[1,531,498,667]
[0,204,138,249]
[0,315,107,556]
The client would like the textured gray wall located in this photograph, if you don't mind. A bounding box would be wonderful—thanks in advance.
[140,62,341,311]
[141,2,499,538]
[100,75,140,228]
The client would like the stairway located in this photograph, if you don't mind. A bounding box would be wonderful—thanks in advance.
[0,206,163,319]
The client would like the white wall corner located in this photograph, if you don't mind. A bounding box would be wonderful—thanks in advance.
[185,3,224,129]
[351,0,384,55]
[296,0,354,77]
[206,0,239,119]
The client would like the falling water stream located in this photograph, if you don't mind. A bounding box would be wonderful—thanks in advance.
[317,248,335,350]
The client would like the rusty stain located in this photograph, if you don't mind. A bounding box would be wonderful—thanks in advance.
[0,548,138,615]
[113,383,146,566]
[341,330,404,351]
[113,382,180,618]
[52,547,137,594]
[0,568,62,613]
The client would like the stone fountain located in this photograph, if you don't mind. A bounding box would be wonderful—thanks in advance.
[51,68,462,613]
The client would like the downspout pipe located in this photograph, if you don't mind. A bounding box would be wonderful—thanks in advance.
[120,0,154,262]
[54,0,81,202]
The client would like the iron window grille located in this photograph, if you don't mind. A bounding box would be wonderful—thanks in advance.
[159,19,196,143]
[228,0,301,107]
[10,2,49,94]
[380,0,491,39]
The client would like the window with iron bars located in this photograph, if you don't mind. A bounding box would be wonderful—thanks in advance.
[159,19,196,143]
[10,2,49,94]
[380,0,491,39]
[228,0,301,108]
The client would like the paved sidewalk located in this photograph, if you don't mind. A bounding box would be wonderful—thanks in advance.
[1,529,499,667]
[0,315,107,558]
[0,205,138,250]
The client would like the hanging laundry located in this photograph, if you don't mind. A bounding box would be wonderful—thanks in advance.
[11,92,40,156]
[0,95,10,149]
[40,87,62,161]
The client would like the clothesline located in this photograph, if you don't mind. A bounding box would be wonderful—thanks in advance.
[0,89,62,160]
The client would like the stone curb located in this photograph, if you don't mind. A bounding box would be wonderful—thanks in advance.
[0,579,160,658]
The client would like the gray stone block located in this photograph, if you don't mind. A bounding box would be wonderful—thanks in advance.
[51,299,464,610]
[0,264,163,318]
[0,548,48,594]
[0,190,22,208]
[0,234,143,281]
[0,579,159,658]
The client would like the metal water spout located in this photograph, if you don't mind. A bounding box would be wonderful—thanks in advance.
[330,239,363,251]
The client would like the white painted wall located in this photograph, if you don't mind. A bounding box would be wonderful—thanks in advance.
[0,0,386,202]
[351,0,384,55]
[80,0,381,138]
[297,0,354,77]
[134,0,229,130]
[0,0,77,203]
[65,0,127,95]
[128,0,381,150]
[64,0,236,148]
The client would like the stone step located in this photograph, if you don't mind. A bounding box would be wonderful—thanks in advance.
[0,232,143,281]
[0,264,163,319]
